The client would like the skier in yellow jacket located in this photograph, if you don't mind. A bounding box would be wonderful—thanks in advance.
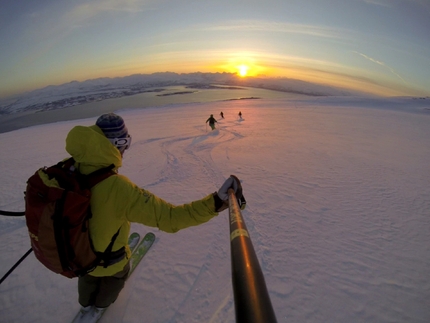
[67,113,246,321]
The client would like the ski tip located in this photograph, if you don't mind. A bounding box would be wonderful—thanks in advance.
[145,232,156,239]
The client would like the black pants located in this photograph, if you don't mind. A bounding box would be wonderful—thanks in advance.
[78,262,130,308]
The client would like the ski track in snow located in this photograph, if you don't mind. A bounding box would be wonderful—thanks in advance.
[0,97,429,323]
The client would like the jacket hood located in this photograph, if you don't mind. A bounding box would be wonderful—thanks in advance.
[65,125,122,174]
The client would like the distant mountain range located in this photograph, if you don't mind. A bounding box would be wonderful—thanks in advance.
[0,72,356,115]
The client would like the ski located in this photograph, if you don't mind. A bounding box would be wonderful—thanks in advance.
[128,232,140,253]
[71,232,155,323]
[128,232,155,277]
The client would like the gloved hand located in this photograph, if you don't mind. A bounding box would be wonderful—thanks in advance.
[213,175,247,212]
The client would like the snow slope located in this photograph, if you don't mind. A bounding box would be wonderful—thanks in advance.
[0,97,429,323]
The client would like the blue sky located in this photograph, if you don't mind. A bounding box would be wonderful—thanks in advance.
[1,0,429,97]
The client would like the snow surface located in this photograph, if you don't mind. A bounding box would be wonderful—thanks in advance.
[0,97,430,323]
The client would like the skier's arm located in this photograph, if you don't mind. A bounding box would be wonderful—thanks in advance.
[110,175,215,232]
[131,190,217,233]
[114,175,244,233]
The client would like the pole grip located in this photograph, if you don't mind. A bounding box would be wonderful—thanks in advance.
[228,189,277,323]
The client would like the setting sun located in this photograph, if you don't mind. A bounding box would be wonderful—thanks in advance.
[214,54,269,79]
[238,64,249,77]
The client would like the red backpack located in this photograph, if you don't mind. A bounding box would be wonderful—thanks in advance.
[25,158,123,278]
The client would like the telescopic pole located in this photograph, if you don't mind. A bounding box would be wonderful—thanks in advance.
[228,188,277,323]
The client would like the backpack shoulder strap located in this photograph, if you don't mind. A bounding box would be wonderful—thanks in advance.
[86,164,116,188]
[59,158,115,189]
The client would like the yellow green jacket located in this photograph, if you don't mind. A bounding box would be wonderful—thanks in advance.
[65,125,218,277]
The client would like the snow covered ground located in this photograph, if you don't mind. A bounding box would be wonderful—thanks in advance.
[0,96,429,323]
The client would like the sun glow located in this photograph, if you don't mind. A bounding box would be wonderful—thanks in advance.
[213,54,269,78]
[238,64,249,77]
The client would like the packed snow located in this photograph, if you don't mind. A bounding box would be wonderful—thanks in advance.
[0,96,429,323]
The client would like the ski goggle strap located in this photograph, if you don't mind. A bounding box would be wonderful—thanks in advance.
[108,135,132,150]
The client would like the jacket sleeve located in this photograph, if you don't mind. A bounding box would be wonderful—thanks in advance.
[112,174,218,233]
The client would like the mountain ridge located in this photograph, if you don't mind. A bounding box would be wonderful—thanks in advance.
[0,72,358,115]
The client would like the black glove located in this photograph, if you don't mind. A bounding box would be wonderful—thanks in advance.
[213,175,247,212]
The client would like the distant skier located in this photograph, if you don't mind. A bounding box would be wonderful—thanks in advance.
[220,111,224,118]
[206,114,217,130]
[238,111,242,119]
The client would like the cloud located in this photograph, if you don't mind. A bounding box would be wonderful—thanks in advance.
[352,51,407,84]
[364,0,430,13]
[18,0,153,43]
[412,0,430,13]
[63,0,153,26]
[203,20,345,40]
[362,0,393,8]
